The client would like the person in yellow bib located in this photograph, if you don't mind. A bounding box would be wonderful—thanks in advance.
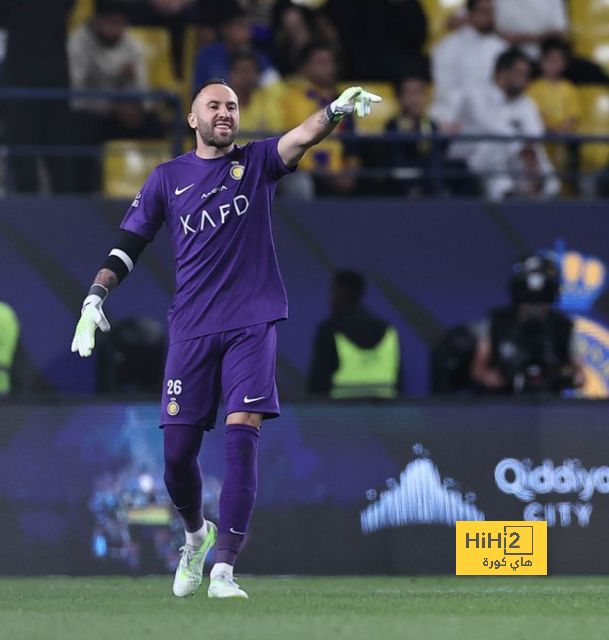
[307,271,401,399]
[0,300,20,396]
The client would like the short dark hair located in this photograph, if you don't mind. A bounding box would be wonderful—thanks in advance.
[495,47,531,75]
[218,6,247,27]
[540,36,571,59]
[229,49,261,72]
[191,78,231,104]
[297,41,335,70]
[395,74,429,95]
[333,270,366,301]
[467,0,484,12]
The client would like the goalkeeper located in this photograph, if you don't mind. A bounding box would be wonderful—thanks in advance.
[71,80,381,599]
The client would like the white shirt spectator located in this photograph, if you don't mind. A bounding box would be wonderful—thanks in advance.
[431,25,508,124]
[453,83,560,200]
[68,22,149,115]
[494,0,569,60]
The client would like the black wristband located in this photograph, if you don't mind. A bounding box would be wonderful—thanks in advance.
[102,255,130,283]
[325,104,337,122]
[88,284,108,301]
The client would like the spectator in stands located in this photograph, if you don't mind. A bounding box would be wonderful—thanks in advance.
[452,48,560,201]
[281,41,358,197]
[228,49,286,138]
[430,0,507,128]
[100,0,223,79]
[0,300,20,396]
[529,37,581,191]
[471,254,584,394]
[308,270,401,399]
[2,0,76,193]
[529,38,581,136]
[271,1,335,78]
[493,0,568,61]
[383,75,478,197]
[450,0,609,85]
[193,7,280,90]
[68,7,165,141]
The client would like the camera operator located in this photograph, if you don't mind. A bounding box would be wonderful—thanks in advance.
[471,254,585,394]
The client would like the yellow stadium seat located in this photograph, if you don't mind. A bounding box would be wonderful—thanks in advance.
[103,140,172,197]
[68,0,95,32]
[570,0,609,69]
[128,27,181,93]
[182,26,200,101]
[182,25,218,115]
[420,0,466,52]
[578,86,609,171]
[337,82,399,133]
[573,33,609,74]
[570,0,609,34]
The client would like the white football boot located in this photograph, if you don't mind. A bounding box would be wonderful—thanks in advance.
[172,522,217,597]
[207,572,249,599]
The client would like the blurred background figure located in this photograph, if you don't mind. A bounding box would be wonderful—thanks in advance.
[528,37,581,192]
[471,254,585,394]
[271,0,340,78]
[383,74,478,197]
[1,0,76,193]
[96,316,166,394]
[307,271,401,399]
[68,5,166,192]
[229,49,286,139]
[430,323,480,395]
[430,0,507,129]
[453,48,560,201]
[529,38,581,135]
[0,300,20,397]
[193,6,279,90]
[281,41,358,197]
[100,0,220,79]
[68,7,165,141]
[493,0,568,61]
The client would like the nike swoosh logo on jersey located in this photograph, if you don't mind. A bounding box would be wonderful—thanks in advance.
[230,527,246,535]
[174,183,195,195]
[243,395,265,404]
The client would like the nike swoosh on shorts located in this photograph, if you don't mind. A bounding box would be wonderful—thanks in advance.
[243,395,265,404]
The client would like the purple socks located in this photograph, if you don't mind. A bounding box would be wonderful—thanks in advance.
[216,424,260,565]
[163,425,205,533]
[163,422,260,566]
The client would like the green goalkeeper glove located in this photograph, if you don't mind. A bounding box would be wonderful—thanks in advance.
[71,293,111,358]
[327,86,383,121]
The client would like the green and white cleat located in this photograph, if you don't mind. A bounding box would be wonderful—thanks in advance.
[207,573,249,599]
[172,522,217,597]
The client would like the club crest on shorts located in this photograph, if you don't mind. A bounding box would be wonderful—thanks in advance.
[230,163,245,180]
[167,398,180,416]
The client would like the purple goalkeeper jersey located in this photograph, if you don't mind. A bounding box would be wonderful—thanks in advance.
[120,136,294,344]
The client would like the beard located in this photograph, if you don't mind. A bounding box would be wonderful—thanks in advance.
[196,117,238,148]
[505,85,525,99]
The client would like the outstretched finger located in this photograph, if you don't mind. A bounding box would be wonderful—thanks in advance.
[365,92,383,103]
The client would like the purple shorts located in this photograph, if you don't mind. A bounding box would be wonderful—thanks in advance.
[160,322,280,430]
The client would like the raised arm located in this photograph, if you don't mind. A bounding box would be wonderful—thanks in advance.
[71,230,149,357]
[277,86,382,168]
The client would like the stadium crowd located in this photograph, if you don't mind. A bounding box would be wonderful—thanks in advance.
[1,0,608,198]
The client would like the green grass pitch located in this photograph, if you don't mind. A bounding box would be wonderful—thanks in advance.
[2,576,609,640]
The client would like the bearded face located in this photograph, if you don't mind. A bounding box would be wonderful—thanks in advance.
[194,113,239,148]
[189,84,240,150]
